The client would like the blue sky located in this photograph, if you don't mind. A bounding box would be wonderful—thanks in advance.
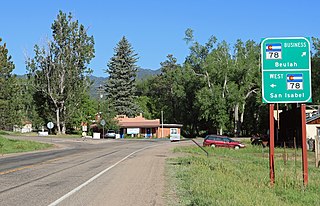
[0,0,319,77]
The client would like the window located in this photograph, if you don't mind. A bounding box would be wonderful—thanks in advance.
[170,128,178,135]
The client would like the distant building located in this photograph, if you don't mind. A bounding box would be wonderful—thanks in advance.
[116,114,182,138]
[13,121,32,133]
[277,106,320,148]
[306,113,320,140]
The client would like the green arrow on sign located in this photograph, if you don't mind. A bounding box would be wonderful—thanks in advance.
[261,37,312,103]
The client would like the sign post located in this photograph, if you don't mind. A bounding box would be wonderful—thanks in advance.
[301,104,308,186]
[47,122,54,134]
[269,104,275,186]
[47,122,54,142]
[100,119,106,139]
[261,37,311,186]
[316,131,320,167]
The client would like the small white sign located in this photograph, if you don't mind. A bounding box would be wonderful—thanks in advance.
[287,82,303,90]
[127,128,140,134]
[266,51,282,59]
[266,43,282,60]
[47,122,54,129]
[287,74,303,90]
[170,128,180,141]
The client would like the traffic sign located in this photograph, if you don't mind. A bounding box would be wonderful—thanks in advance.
[100,119,106,126]
[261,37,312,103]
[47,122,54,129]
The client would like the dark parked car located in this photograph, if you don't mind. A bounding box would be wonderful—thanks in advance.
[203,135,245,149]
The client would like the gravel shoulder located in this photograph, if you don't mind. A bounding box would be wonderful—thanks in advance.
[1,135,196,206]
[59,140,194,206]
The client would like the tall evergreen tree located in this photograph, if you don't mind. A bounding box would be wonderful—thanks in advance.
[311,37,320,104]
[0,38,18,130]
[105,36,139,117]
[27,11,95,134]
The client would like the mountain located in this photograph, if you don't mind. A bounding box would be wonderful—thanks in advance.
[89,68,160,98]
[136,68,161,79]
[15,68,160,99]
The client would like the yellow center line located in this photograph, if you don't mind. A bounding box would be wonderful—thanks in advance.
[0,157,63,175]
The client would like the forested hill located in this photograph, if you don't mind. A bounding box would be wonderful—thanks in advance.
[136,68,161,79]
[16,68,160,99]
[89,68,160,98]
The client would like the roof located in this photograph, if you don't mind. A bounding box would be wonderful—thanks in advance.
[306,112,320,124]
[115,114,183,128]
[116,114,160,128]
[161,124,183,128]
[119,121,160,128]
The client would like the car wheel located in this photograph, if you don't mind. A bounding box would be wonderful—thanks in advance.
[234,145,240,150]
[210,144,216,148]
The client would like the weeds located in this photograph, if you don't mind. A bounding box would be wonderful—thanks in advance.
[0,136,52,154]
[168,143,320,206]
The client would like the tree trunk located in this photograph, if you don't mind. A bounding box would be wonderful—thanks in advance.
[222,75,227,98]
[56,108,61,134]
[205,71,211,88]
[240,103,245,124]
[61,123,66,134]
[234,103,239,137]
[61,104,66,134]
[237,103,246,136]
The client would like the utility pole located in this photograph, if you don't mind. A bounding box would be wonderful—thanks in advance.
[161,110,164,138]
[97,84,104,120]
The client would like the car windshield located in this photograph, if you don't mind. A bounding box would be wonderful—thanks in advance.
[205,135,216,140]
[108,130,115,133]
[226,138,236,142]
[205,135,229,141]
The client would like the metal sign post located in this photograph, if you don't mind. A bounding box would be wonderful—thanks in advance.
[301,104,308,186]
[261,37,312,186]
[269,104,275,186]
[47,122,54,134]
[47,122,54,142]
[100,119,106,139]
[316,132,320,167]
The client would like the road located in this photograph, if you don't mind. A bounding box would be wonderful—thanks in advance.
[0,136,191,206]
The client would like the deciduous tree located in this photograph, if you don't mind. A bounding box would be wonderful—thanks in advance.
[27,11,95,134]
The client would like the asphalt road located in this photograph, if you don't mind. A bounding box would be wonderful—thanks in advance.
[0,136,191,206]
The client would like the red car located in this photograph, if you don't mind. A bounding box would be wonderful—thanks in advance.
[203,135,245,149]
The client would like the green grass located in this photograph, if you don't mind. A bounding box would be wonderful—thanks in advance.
[167,140,320,206]
[0,130,17,135]
[0,136,53,154]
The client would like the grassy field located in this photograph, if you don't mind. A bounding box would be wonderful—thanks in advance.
[0,135,53,155]
[167,139,320,206]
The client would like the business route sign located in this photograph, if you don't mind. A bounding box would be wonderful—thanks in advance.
[261,37,312,103]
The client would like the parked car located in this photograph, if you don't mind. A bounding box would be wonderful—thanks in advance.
[104,130,116,138]
[203,135,245,149]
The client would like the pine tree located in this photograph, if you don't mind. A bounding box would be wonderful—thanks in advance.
[0,38,17,130]
[106,36,139,117]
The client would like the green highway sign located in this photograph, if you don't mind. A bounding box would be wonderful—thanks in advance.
[261,37,312,103]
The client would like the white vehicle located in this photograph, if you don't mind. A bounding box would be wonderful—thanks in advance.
[105,130,116,138]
